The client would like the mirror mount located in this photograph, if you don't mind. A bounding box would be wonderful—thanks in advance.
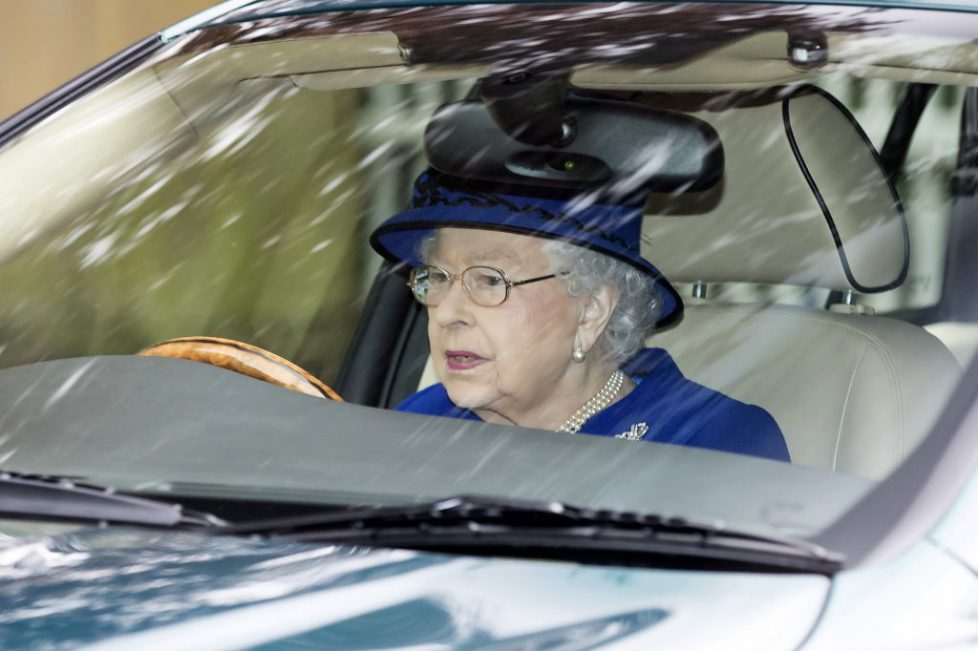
[478,72,576,147]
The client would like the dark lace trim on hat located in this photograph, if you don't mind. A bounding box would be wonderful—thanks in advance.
[411,173,633,251]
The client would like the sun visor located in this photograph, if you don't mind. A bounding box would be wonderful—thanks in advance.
[642,85,909,293]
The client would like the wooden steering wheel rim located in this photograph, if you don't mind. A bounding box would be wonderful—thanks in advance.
[137,336,343,401]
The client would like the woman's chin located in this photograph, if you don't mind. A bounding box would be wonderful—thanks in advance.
[443,381,497,412]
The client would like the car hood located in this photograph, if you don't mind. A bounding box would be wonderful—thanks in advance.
[0,526,830,650]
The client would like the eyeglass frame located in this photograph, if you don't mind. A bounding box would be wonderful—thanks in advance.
[407,264,560,307]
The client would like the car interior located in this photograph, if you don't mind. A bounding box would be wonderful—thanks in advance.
[401,84,961,479]
[1,4,977,485]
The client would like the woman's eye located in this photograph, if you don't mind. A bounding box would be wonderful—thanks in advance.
[429,270,449,285]
[477,273,505,287]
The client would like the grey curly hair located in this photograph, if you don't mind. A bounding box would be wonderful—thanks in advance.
[541,239,661,366]
[417,233,661,366]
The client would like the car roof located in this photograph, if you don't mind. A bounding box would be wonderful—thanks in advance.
[162,0,978,42]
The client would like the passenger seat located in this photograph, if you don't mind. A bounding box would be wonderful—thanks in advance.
[643,85,961,479]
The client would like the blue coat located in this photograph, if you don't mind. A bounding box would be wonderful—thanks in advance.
[397,348,790,462]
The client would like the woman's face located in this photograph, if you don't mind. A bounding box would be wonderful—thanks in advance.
[426,228,583,424]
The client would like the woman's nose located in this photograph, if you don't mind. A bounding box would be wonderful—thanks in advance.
[430,278,473,327]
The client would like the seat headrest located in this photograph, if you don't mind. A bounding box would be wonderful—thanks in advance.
[642,85,909,293]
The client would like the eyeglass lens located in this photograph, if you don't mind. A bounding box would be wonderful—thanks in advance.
[411,266,508,307]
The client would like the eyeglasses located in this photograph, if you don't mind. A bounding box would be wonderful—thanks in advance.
[408,264,559,307]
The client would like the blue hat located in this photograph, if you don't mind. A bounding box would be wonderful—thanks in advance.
[370,170,683,328]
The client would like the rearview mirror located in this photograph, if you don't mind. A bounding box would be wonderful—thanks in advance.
[425,91,724,196]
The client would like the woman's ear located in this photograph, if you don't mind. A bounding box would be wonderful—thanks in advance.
[576,284,619,354]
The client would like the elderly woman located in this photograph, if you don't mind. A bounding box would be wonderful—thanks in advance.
[371,170,789,461]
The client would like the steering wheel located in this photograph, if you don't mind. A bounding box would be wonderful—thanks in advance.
[137,336,343,401]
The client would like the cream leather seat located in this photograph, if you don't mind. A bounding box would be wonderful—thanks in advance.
[644,86,961,479]
[651,303,958,478]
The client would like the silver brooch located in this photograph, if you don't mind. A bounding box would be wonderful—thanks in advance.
[615,422,648,441]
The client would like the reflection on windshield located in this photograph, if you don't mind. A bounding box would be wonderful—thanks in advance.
[0,4,972,540]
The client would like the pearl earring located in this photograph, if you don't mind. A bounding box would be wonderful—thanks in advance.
[572,345,587,363]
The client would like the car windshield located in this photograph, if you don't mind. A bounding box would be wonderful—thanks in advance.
[0,0,974,551]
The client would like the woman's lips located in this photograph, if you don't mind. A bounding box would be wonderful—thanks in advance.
[445,350,488,371]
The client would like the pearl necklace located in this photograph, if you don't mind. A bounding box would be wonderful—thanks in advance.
[557,370,625,434]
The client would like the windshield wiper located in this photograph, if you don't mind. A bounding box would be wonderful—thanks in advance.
[0,470,226,528]
[227,495,844,574]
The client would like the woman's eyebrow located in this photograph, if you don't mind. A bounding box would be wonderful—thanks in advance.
[428,249,524,269]
[469,249,522,265]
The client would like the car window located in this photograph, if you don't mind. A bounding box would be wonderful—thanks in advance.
[0,5,975,548]
[0,77,467,383]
